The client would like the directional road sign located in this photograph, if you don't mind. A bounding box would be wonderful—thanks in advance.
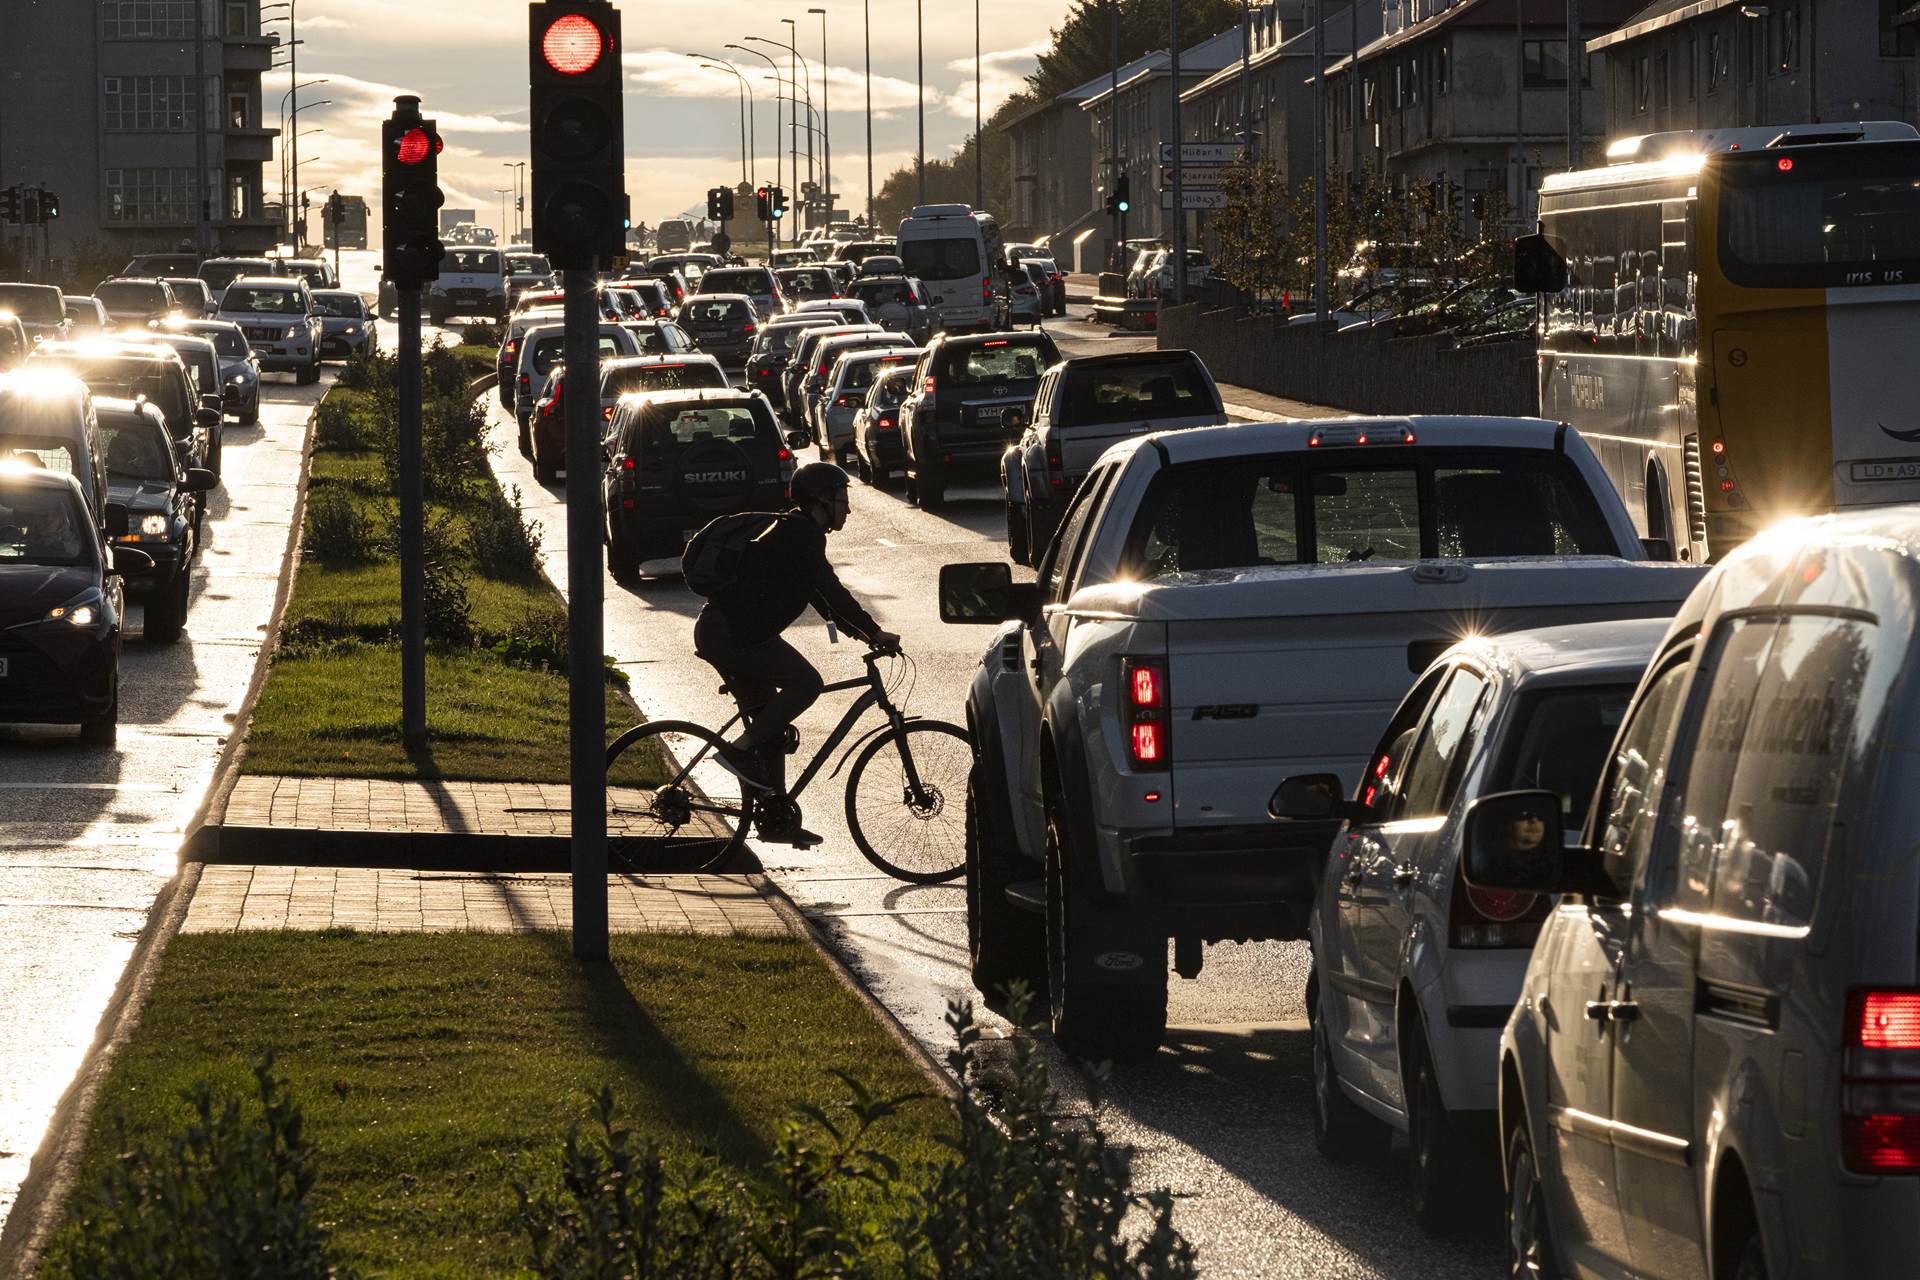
[1161,166,1230,189]
[1161,189,1230,210]
[1159,142,1250,165]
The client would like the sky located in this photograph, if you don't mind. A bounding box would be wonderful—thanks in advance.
[272,0,1072,240]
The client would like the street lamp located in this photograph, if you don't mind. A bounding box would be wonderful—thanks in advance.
[808,7,831,225]
[502,161,526,238]
[261,0,305,246]
[745,34,811,199]
[688,53,755,186]
[863,0,873,224]
[973,0,981,208]
[494,187,513,243]
[727,43,785,227]
[916,0,925,204]
[278,90,329,241]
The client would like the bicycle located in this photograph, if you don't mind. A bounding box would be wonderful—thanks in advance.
[604,648,970,883]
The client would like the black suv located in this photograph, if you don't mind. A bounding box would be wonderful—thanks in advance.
[601,390,797,581]
[97,398,215,643]
[676,294,759,365]
[744,316,835,412]
[897,329,1060,508]
[29,341,220,478]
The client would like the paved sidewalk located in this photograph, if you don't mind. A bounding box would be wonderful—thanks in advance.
[226,774,644,836]
[184,866,790,936]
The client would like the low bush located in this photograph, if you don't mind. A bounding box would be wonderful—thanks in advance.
[312,398,370,453]
[467,483,543,579]
[302,487,380,566]
[463,321,504,349]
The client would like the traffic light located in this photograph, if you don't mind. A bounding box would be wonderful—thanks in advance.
[718,186,734,221]
[39,189,57,222]
[0,187,16,223]
[529,0,626,270]
[1115,173,1131,214]
[383,95,446,287]
[707,186,725,221]
[21,190,39,225]
[756,185,772,221]
[771,186,787,220]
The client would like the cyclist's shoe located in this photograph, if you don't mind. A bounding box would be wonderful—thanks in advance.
[780,725,801,756]
[711,742,773,792]
[757,822,824,849]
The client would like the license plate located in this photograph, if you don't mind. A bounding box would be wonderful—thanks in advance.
[1850,459,1920,482]
[0,656,8,677]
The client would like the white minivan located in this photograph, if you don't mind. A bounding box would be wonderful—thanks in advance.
[895,203,1008,333]
[1475,508,1920,1280]
[427,246,508,324]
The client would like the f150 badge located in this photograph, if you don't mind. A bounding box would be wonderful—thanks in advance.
[1192,704,1257,720]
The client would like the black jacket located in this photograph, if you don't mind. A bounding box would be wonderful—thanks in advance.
[707,510,878,646]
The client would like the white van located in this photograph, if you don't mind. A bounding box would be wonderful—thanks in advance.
[895,203,1008,333]
[427,247,508,324]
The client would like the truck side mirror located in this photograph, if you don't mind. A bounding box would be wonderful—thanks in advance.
[939,561,1039,624]
[1513,232,1568,294]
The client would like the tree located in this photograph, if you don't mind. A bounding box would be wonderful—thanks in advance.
[1027,0,1244,100]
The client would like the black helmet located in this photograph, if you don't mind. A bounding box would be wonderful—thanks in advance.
[790,461,851,506]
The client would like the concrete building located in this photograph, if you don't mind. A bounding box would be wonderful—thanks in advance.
[0,0,281,274]
[1322,0,1637,222]
[1589,1,1915,143]
[1003,62,1133,255]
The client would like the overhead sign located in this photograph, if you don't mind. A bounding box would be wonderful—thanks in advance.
[1161,189,1230,210]
[1158,142,1250,165]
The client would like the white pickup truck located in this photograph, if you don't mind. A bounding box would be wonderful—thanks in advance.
[1000,349,1226,566]
[941,415,1706,1061]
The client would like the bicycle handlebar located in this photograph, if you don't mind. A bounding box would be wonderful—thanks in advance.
[861,645,903,663]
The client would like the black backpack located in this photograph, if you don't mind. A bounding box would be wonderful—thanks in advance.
[682,511,779,597]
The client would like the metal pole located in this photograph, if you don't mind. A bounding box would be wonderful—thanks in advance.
[1240,0,1252,154]
[812,9,830,222]
[1171,0,1185,305]
[731,45,783,225]
[865,0,874,223]
[1313,0,1327,323]
[1111,0,1123,262]
[1349,0,1360,181]
[1515,0,1525,216]
[916,0,925,204]
[397,283,426,748]
[195,0,209,254]
[289,0,299,247]
[1567,0,1582,169]
[563,264,607,960]
[975,0,983,208]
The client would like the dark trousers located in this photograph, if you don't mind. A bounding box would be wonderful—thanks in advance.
[694,608,823,790]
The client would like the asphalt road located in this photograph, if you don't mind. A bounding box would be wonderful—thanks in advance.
[482,313,1505,1278]
[0,364,329,1232]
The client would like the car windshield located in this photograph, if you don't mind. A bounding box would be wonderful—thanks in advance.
[777,268,837,297]
[603,362,726,396]
[0,484,90,566]
[940,338,1051,386]
[311,294,364,318]
[1496,684,1636,828]
[194,327,250,359]
[0,285,66,324]
[507,254,552,277]
[222,286,305,314]
[200,261,271,290]
[852,280,913,306]
[532,333,621,375]
[702,270,772,295]
[101,417,175,483]
[95,281,169,312]
[1060,360,1215,425]
[444,249,502,274]
[646,404,770,447]
[681,299,751,326]
[1124,449,1619,576]
[839,354,911,390]
[900,237,981,281]
[31,355,190,425]
[754,323,825,356]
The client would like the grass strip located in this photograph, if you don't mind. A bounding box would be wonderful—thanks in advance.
[49,931,948,1278]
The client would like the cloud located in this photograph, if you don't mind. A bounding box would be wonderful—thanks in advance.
[941,42,1047,120]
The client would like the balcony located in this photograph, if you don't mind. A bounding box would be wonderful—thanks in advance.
[223,34,276,74]
[223,123,279,164]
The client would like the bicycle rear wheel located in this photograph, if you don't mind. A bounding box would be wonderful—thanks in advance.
[606,720,756,872]
[845,719,970,884]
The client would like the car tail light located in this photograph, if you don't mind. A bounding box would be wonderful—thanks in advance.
[1843,989,1920,1174]
[744,323,757,333]
[1120,657,1169,772]
[834,394,856,407]
[982,276,991,303]
[1447,863,1546,948]
[877,415,896,432]
[924,375,937,395]
[603,405,614,422]
[1045,436,1063,491]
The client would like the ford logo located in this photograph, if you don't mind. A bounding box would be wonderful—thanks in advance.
[1093,950,1145,972]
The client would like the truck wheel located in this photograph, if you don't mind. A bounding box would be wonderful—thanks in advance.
[967,773,1046,1004]
[143,568,189,644]
[1005,505,1028,564]
[1043,784,1166,1062]
[607,532,639,584]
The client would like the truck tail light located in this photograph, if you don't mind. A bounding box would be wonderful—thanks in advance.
[1843,989,1920,1174]
[618,454,637,501]
[982,276,992,303]
[1045,437,1063,491]
[1447,863,1546,949]
[1120,657,1169,772]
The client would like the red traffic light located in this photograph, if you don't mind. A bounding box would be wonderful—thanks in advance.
[396,127,433,165]
[542,12,606,74]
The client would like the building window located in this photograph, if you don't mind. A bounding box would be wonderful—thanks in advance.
[1634,55,1651,114]
[1436,42,1450,95]
[225,2,249,36]
[104,167,197,223]
[1364,75,1377,123]
[1405,58,1419,105]
[1523,40,1589,89]
[103,76,200,132]
[1655,50,1670,112]
[230,174,249,220]
[1686,33,1698,99]
[101,1,198,39]
[1882,0,1918,56]
[228,91,249,129]
[1708,30,1728,92]
[1772,7,1799,73]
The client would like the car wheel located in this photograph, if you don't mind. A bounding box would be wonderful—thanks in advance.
[1505,1123,1562,1280]
[242,401,260,426]
[517,414,532,458]
[1731,1233,1768,1280]
[607,532,639,584]
[143,568,188,644]
[1043,780,1166,1061]
[79,676,118,748]
[1311,995,1389,1161]
[1406,1023,1487,1233]
[535,454,559,485]
[854,448,873,485]
[1005,505,1028,564]
[918,474,947,510]
[967,772,1047,1004]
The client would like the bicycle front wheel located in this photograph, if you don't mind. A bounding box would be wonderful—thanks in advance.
[606,720,756,872]
[845,719,970,884]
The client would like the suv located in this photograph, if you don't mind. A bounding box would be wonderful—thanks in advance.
[505,250,557,305]
[847,276,938,344]
[600,390,796,580]
[144,331,228,473]
[675,294,759,364]
[1479,505,1920,1280]
[774,265,840,303]
[744,314,836,411]
[93,277,178,327]
[782,324,883,425]
[28,340,217,472]
[803,334,916,452]
[851,364,917,488]
[817,347,917,462]
[97,397,215,642]
[897,329,1060,509]
[170,319,261,424]
[121,252,202,280]
[696,267,784,319]
[512,322,641,455]
[595,354,728,424]
[218,276,320,383]
[162,277,214,319]
[0,283,73,345]
[0,371,108,524]
[198,257,279,300]
[428,247,508,323]
[1002,350,1225,564]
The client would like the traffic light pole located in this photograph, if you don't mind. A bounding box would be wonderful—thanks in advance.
[397,284,427,749]
[563,265,607,960]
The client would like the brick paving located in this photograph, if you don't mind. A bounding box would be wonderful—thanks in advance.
[223,775,713,837]
[184,865,791,936]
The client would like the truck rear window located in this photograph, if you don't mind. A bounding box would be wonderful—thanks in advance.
[1060,359,1217,425]
[940,339,1051,387]
[1124,449,1618,576]
[603,362,726,396]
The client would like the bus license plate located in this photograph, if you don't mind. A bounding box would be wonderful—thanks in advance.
[1850,460,1920,482]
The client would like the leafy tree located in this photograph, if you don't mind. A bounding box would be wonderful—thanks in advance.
[1027,0,1245,100]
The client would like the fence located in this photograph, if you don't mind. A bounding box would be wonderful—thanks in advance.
[1158,302,1538,418]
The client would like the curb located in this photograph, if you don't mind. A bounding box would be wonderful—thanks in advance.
[0,379,327,1278]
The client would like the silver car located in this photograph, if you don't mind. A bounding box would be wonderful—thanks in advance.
[173,319,260,424]
[312,290,377,361]
[217,276,321,384]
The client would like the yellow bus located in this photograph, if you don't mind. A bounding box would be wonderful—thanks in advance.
[1525,121,1920,561]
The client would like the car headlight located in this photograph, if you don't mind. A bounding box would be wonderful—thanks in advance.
[140,514,170,538]
[284,324,302,339]
[343,325,359,336]
[46,591,101,626]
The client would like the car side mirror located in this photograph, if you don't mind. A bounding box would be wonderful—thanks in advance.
[786,429,809,450]
[110,544,154,576]
[194,406,220,428]
[1268,773,1370,823]
[1641,536,1675,560]
[1513,232,1568,294]
[939,561,1040,624]
[1462,790,1610,895]
[181,467,217,493]
[104,502,131,537]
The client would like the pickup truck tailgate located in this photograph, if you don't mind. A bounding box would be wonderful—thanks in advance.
[1059,412,1221,482]
[1134,558,1705,825]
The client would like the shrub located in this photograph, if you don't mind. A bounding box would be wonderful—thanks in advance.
[41,1054,353,1280]
[424,341,470,400]
[463,321,504,349]
[312,398,371,453]
[302,487,380,566]
[337,349,396,393]
[467,484,543,579]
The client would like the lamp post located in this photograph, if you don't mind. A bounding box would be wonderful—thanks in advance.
[808,8,831,224]
[279,98,329,242]
[916,0,925,204]
[745,34,809,219]
[727,43,785,225]
[973,0,982,208]
[863,0,873,223]
[276,78,327,241]
[502,161,526,238]
[494,187,512,242]
[781,21,816,194]
[262,1,303,245]
[690,54,755,185]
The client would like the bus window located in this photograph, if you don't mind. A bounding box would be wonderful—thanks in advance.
[1717,143,1920,288]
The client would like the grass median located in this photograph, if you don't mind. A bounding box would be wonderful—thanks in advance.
[42,930,951,1277]
[243,350,661,785]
